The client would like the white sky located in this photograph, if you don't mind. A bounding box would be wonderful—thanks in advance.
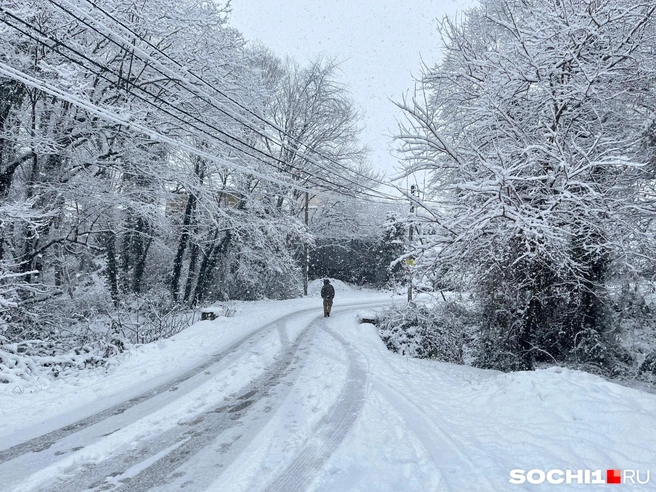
[228,0,476,181]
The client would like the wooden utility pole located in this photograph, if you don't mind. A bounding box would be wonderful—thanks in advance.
[303,191,309,296]
[408,185,416,302]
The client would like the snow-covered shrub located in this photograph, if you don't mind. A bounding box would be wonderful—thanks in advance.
[568,328,635,379]
[613,283,656,383]
[103,288,196,345]
[377,301,472,363]
[0,329,124,386]
[471,273,633,374]
[471,275,643,376]
[615,284,652,319]
[638,353,656,383]
[0,283,195,386]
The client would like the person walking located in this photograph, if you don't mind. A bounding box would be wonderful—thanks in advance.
[321,278,335,317]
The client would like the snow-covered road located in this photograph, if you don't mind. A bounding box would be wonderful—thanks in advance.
[2,284,656,491]
[0,292,391,491]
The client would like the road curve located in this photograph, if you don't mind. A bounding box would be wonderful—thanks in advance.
[0,300,389,492]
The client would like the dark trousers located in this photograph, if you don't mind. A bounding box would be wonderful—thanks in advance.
[323,298,333,316]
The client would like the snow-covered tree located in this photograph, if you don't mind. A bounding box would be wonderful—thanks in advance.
[309,197,405,285]
[255,53,373,215]
[0,0,364,368]
[397,0,656,371]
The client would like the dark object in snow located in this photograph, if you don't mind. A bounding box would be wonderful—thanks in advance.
[357,312,378,325]
[200,304,236,321]
[201,310,218,321]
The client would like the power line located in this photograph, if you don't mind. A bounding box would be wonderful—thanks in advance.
[1,3,404,203]
[0,60,325,197]
[58,0,402,200]
[46,0,398,201]
[0,10,316,186]
[76,0,380,178]
[0,10,372,199]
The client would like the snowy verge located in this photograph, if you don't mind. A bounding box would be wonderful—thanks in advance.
[311,316,656,491]
[0,298,312,441]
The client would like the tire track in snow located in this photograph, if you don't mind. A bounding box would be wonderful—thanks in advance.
[2,300,389,492]
[0,308,317,465]
[263,321,368,492]
[38,319,317,492]
[341,317,497,491]
[369,377,497,492]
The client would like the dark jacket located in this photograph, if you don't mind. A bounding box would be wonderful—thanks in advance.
[321,283,335,299]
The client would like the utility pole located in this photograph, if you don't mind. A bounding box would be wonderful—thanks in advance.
[303,191,309,296]
[407,185,416,302]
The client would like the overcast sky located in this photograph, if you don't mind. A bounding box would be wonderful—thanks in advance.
[228,0,476,182]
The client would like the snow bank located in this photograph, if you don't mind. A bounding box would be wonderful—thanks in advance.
[307,278,353,296]
[316,321,656,491]
[0,298,319,440]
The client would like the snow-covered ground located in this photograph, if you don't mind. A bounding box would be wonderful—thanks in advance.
[1,281,655,491]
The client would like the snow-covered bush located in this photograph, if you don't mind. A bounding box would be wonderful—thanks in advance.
[377,301,473,363]
[0,283,195,386]
[612,282,656,383]
[101,288,196,345]
[0,328,124,386]
[568,328,634,379]
[639,353,656,384]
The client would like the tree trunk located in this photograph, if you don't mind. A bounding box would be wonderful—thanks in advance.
[131,216,152,294]
[120,214,133,292]
[171,192,197,302]
[193,231,231,305]
[171,160,204,302]
[183,238,200,304]
[0,80,27,197]
[520,294,539,371]
[105,231,120,305]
